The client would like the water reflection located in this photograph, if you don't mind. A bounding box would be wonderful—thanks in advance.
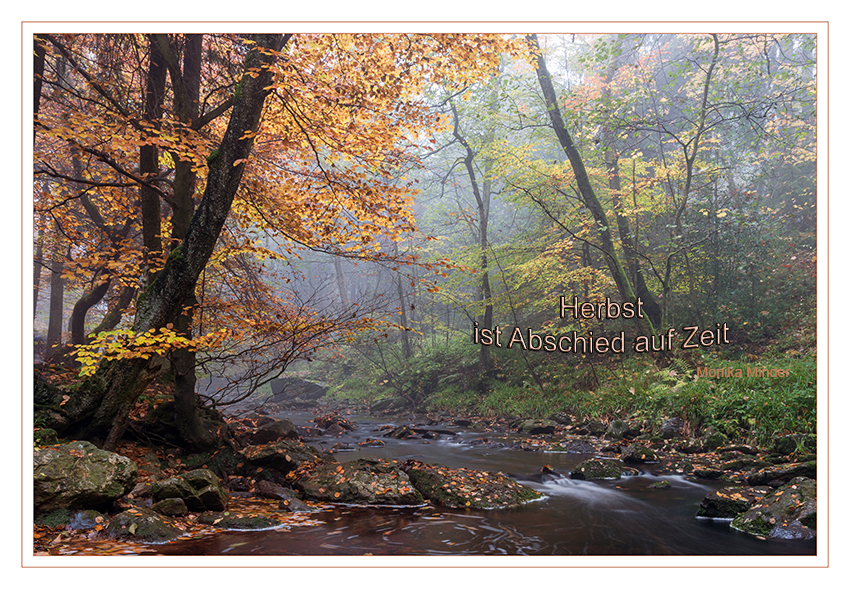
[152,412,816,556]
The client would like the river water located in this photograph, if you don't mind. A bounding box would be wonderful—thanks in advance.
[151,411,816,557]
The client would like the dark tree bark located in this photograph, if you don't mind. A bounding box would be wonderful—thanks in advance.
[33,35,46,129]
[528,34,656,338]
[606,154,662,327]
[33,37,47,317]
[38,34,288,449]
[45,246,65,358]
[156,33,216,449]
[69,273,111,345]
[139,35,168,281]
[33,222,44,319]
[88,285,136,335]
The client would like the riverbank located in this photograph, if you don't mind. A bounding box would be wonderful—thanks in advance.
[33,390,817,555]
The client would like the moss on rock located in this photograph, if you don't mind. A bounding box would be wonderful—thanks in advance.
[402,460,542,509]
[570,459,622,480]
[105,507,182,544]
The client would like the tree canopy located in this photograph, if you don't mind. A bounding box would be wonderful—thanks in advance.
[33,32,816,449]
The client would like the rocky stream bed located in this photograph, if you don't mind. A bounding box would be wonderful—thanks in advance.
[33,398,817,556]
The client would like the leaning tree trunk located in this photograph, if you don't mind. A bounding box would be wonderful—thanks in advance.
[37,34,287,449]
[528,34,656,339]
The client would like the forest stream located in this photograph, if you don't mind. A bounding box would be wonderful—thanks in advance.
[123,411,816,557]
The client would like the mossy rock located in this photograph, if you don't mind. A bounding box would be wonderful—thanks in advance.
[548,440,596,453]
[773,434,816,456]
[295,458,424,506]
[239,439,329,475]
[35,508,71,528]
[620,443,657,464]
[151,468,228,512]
[648,480,671,489]
[151,497,189,516]
[605,419,640,440]
[519,419,557,435]
[585,420,606,436]
[702,431,729,452]
[105,507,181,544]
[402,460,542,509]
[198,512,281,530]
[34,428,59,447]
[731,477,816,539]
[34,440,138,513]
[696,486,770,519]
[721,458,770,471]
[745,461,817,487]
[570,459,622,480]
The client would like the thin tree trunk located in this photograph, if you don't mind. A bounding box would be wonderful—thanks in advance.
[606,153,662,326]
[139,35,168,283]
[333,256,349,306]
[528,34,655,338]
[392,242,412,359]
[45,245,65,358]
[69,273,111,344]
[450,100,494,373]
[33,222,44,318]
[89,285,136,334]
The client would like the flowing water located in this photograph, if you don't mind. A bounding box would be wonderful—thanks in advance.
[151,411,816,557]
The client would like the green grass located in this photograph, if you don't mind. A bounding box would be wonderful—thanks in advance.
[311,335,817,446]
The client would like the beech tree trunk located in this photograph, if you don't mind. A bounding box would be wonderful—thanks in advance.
[45,246,65,358]
[159,33,216,450]
[38,34,287,449]
[33,223,44,319]
[69,273,111,344]
[139,35,168,279]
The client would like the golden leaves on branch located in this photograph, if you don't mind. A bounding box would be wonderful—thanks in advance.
[71,326,235,376]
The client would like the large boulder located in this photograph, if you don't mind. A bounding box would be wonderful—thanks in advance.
[151,468,228,512]
[731,477,816,539]
[402,460,543,509]
[294,458,424,506]
[34,440,138,513]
